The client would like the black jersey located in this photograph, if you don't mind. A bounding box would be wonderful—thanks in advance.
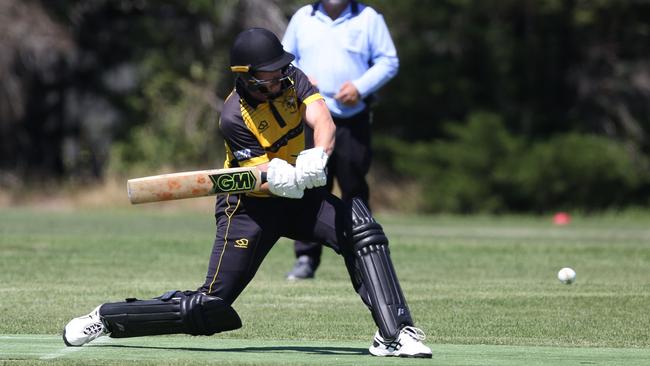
[219,68,323,170]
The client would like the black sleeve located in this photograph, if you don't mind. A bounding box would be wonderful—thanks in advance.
[293,67,321,103]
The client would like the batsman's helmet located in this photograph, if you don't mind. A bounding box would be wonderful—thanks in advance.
[230,28,294,73]
[230,28,296,98]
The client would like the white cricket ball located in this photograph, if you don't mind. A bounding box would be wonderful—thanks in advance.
[557,267,576,284]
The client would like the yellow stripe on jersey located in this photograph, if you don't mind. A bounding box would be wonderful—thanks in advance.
[239,87,308,165]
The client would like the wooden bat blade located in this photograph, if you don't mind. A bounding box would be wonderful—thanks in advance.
[127,167,265,204]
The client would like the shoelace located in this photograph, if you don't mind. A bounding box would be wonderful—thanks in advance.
[401,326,426,341]
[83,322,104,336]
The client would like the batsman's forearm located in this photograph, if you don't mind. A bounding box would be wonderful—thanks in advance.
[314,128,335,156]
[312,114,336,156]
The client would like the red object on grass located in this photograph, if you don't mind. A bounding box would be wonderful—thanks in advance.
[553,212,571,225]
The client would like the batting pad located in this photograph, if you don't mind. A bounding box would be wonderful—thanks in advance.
[350,198,414,340]
[100,290,242,338]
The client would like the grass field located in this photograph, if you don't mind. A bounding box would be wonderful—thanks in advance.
[1,206,650,365]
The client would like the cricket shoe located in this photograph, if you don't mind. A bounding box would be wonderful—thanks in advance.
[63,305,108,346]
[369,326,432,358]
[286,255,317,280]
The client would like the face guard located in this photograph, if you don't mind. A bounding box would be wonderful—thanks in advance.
[237,64,296,100]
[230,28,297,100]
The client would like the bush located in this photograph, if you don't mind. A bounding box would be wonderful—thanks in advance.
[376,112,649,213]
[376,112,520,213]
[510,134,645,211]
[108,64,226,176]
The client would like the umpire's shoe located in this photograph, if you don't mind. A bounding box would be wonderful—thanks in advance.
[63,305,107,346]
[286,255,317,280]
[369,326,432,358]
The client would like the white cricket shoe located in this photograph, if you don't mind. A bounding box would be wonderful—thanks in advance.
[63,305,107,346]
[369,326,432,358]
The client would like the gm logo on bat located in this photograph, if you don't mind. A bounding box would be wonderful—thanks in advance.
[209,170,257,193]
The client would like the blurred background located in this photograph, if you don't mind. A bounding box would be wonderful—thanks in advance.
[1,0,649,213]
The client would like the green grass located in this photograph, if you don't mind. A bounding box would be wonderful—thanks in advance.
[1,207,650,365]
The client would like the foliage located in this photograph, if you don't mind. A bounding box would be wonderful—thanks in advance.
[372,0,650,151]
[2,0,650,212]
[378,113,516,213]
[109,62,226,175]
[90,1,236,174]
[379,112,648,213]
[510,133,647,212]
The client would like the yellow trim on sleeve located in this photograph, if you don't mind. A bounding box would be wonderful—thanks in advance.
[303,93,324,106]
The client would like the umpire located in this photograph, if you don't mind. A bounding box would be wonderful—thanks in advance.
[62,28,431,358]
[283,0,400,279]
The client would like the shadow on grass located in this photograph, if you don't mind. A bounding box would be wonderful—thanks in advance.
[94,344,368,356]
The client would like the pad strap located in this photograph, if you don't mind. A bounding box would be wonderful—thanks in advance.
[100,291,241,338]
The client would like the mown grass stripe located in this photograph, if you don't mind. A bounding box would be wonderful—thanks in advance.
[1,335,650,365]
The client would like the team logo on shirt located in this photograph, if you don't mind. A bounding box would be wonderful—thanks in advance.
[234,238,249,248]
[283,95,298,113]
[258,120,269,132]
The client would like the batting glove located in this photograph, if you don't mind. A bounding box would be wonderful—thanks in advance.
[267,158,304,199]
[295,147,329,189]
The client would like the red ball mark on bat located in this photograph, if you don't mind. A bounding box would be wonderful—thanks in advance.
[158,192,173,200]
[197,176,207,184]
[167,179,182,190]
[191,188,206,195]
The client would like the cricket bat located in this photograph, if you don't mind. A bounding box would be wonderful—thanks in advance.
[127,167,267,204]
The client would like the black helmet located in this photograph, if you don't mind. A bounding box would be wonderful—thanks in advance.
[230,28,295,73]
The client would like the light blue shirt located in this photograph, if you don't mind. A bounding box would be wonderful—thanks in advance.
[282,2,399,118]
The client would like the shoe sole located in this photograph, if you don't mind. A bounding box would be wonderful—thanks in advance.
[370,353,432,358]
[398,353,432,358]
[369,348,432,358]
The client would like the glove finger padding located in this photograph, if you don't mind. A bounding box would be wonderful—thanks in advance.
[267,159,304,199]
[314,166,327,187]
[295,147,328,190]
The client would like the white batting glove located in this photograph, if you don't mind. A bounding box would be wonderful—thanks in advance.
[295,147,329,189]
[266,158,304,199]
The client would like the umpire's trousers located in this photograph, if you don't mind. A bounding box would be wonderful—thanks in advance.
[294,109,372,264]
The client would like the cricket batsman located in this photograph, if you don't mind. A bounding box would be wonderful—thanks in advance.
[62,27,432,358]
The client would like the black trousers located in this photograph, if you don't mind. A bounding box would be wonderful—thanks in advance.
[199,188,351,304]
[198,189,412,339]
[295,109,372,264]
